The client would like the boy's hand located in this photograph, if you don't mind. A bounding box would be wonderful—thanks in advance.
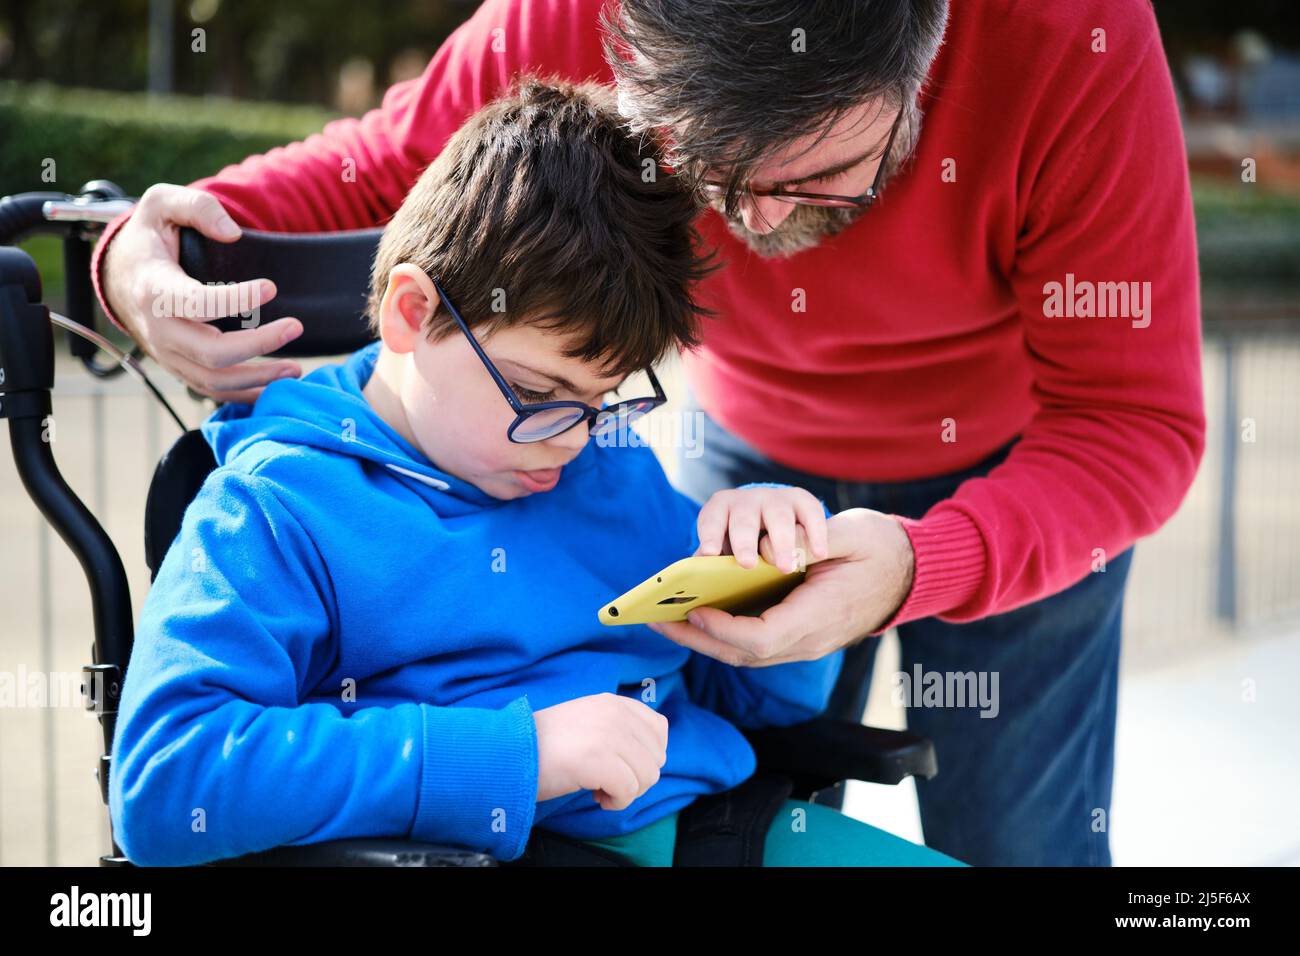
[693,486,829,574]
[533,693,668,810]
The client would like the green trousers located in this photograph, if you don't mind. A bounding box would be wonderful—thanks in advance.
[581,799,968,867]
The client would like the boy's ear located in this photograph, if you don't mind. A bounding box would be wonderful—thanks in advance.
[376,264,440,353]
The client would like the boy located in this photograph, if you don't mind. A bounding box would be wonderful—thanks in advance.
[109,77,963,867]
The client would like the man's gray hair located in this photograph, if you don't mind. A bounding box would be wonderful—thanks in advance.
[602,0,949,213]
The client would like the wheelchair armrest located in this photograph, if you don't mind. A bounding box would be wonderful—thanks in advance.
[209,838,497,867]
[744,717,937,793]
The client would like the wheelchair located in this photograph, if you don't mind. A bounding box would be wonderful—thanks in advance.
[0,181,939,867]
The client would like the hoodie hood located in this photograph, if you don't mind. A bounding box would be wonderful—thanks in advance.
[200,340,533,511]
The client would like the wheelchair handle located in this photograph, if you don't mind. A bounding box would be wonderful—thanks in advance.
[0,192,75,245]
[0,182,133,246]
[42,198,136,225]
[0,183,139,377]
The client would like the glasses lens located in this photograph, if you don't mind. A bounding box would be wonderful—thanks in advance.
[513,407,586,442]
[702,183,861,210]
[591,410,619,437]
[591,401,657,438]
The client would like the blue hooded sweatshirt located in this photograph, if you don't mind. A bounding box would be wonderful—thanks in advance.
[109,341,843,866]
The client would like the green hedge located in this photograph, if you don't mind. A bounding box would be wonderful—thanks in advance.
[0,81,339,199]
[2,82,338,318]
[1192,175,1300,287]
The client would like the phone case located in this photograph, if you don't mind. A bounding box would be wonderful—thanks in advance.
[598,555,806,625]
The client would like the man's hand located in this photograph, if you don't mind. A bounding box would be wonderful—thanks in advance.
[101,183,304,403]
[649,508,915,666]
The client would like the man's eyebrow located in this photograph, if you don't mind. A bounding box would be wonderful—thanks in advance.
[763,125,896,189]
[766,149,876,189]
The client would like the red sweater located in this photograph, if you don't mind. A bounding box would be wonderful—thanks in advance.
[92,0,1205,635]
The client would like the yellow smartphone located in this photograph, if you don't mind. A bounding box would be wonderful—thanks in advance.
[598,555,806,626]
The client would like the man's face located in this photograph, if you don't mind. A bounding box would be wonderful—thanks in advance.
[701,98,901,258]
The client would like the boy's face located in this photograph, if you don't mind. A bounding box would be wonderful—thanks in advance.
[365,265,628,501]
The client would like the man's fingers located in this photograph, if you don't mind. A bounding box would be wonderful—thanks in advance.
[136,184,240,241]
[646,613,755,666]
[650,605,792,664]
[753,576,828,638]
[206,386,272,405]
[142,266,276,325]
[165,349,300,398]
[135,260,300,399]
[175,186,242,241]
[689,605,786,660]
[160,311,300,372]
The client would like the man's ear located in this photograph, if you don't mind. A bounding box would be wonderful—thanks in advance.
[376,264,440,353]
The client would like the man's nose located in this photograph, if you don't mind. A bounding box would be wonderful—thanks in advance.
[740,195,795,234]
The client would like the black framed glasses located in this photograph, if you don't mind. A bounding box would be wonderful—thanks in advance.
[699,111,901,209]
[431,278,668,444]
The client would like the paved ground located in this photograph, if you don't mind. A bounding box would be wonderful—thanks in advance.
[844,623,1300,866]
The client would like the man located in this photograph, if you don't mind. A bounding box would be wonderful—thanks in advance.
[92,0,1205,866]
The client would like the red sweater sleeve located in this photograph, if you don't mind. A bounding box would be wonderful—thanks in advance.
[873,4,1206,633]
[91,0,608,331]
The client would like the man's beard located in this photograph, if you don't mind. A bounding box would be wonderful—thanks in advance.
[712,98,921,259]
[720,202,863,258]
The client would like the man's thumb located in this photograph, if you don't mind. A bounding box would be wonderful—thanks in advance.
[182,189,240,241]
[823,508,883,561]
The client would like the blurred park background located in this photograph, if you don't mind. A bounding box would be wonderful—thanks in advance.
[0,1,1297,866]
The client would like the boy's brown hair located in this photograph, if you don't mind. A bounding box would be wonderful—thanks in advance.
[366,74,716,377]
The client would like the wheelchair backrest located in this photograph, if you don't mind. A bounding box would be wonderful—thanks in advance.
[144,428,218,582]
[178,226,383,357]
[139,226,388,582]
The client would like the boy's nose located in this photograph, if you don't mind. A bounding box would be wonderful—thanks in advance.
[546,420,591,456]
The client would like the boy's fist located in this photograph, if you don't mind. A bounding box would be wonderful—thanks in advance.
[694,486,829,574]
[533,693,668,810]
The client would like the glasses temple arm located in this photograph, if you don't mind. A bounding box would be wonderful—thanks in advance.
[432,277,527,413]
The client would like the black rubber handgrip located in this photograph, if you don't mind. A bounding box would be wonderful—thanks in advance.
[0,192,74,246]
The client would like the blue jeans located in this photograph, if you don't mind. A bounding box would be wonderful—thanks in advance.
[673,398,1134,867]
